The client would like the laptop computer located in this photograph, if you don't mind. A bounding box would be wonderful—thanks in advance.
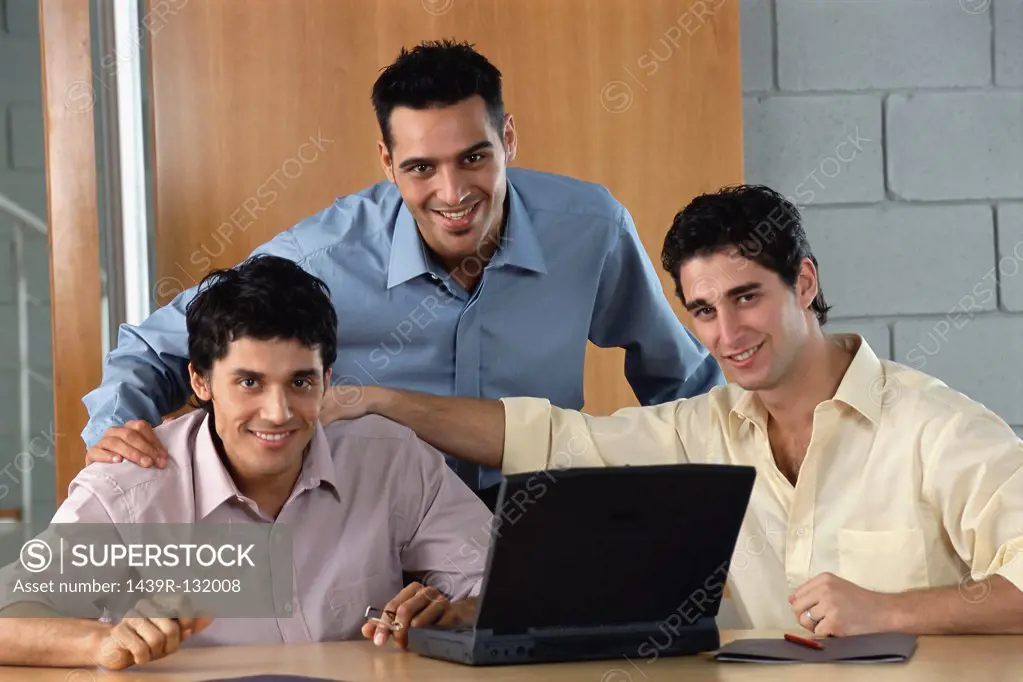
[406,463,756,666]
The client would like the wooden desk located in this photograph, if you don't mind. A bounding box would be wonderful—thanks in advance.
[2,630,1022,682]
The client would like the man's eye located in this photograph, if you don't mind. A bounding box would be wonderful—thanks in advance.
[465,153,484,164]
[240,378,258,388]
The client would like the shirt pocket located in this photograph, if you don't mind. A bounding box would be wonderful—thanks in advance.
[318,574,402,641]
[327,574,402,617]
[837,528,931,593]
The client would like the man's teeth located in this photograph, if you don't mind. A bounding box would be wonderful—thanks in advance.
[438,205,473,220]
[253,431,290,442]
[731,344,761,362]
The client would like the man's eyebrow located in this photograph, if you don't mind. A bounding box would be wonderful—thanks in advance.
[397,140,494,171]
[684,282,761,311]
[227,369,320,379]
[726,283,761,298]
[230,369,264,379]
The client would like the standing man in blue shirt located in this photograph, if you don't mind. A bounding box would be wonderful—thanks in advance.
[82,39,723,504]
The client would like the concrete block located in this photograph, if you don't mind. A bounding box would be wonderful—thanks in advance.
[996,204,1023,311]
[803,205,996,317]
[9,103,43,170]
[888,92,1023,200]
[825,321,891,360]
[741,0,774,92]
[777,0,991,90]
[743,95,883,205]
[996,0,1023,86]
[893,316,1023,425]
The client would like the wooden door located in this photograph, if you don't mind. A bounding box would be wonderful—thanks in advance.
[146,0,742,418]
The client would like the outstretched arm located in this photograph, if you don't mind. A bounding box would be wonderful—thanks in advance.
[323,385,688,474]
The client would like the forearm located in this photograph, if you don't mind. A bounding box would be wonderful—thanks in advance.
[0,605,110,667]
[889,575,1023,634]
[364,387,506,469]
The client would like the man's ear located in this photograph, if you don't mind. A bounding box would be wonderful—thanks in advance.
[797,257,819,311]
[502,113,517,164]
[378,140,396,184]
[188,362,212,401]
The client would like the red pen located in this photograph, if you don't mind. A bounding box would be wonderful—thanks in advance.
[785,633,825,650]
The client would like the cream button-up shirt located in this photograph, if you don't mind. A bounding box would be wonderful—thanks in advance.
[500,334,1023,629]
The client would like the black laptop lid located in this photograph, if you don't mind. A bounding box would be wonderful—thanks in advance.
[473,464,755,632]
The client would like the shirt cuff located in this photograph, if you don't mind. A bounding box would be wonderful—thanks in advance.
[499,397,554,475]
[992,538,1023,594]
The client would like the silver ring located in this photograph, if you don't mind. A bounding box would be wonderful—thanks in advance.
[804,608,822,624]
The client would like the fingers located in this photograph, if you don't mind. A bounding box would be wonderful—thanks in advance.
[87,421,168,468]
[151,593,195,633]
[438,598,477,627]
[370,582,446,649]
[393,585,446,649]
[110,621,156,666]
[133,599,181,654]
[409,594,449,629]
[191,616,215,637]
[369,583,420,647]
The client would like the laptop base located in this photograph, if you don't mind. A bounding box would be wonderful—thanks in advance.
[407,618,720,666]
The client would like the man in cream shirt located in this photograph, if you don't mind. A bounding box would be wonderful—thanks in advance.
[323,184,1023,637]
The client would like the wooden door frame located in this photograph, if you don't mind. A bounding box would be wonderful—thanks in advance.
[38,0,103,504]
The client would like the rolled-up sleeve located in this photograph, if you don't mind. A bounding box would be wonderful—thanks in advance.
[398,432,493,600]
[499,396,690,475]
[923,409,1023,592]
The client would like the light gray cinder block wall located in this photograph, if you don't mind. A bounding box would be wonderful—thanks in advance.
[740,0,1023,433]
[0,0,55,518]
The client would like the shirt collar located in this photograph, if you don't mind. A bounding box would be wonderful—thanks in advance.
[729,334,884,430]
[489,180,547,275]
[386,201,433,289]
[829,333,885,425]
[193,413,341,520]
[386,177,547,290]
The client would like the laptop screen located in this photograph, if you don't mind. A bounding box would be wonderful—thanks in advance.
[473,463,755,633]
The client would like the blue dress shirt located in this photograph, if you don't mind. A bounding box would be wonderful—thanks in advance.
[82,167,724,490]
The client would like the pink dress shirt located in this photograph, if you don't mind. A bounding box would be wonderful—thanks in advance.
[47,410,493,647]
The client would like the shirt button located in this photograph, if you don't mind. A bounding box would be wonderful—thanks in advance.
[795,527,807,537]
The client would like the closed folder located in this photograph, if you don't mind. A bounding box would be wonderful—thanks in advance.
[203,676,340,681]
[714,632,918,663]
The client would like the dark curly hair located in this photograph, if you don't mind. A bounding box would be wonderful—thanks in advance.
[185,254,338,412]
[371,39,505,150]
[661,184,832,324]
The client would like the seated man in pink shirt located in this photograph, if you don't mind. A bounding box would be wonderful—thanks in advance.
[0,255,491,670]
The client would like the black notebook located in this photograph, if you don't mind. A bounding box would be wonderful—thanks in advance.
[203,677,344,682]
[715,632,918,663]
